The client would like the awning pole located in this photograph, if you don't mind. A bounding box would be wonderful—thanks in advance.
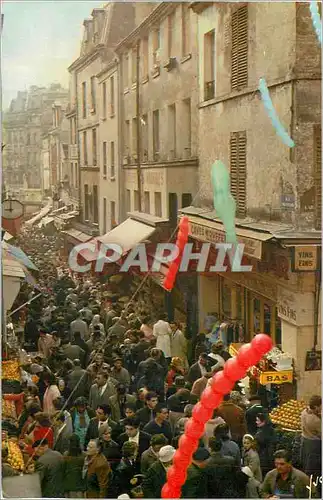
[7,292,43,317]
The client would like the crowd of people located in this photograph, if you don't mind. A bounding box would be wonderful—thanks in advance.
[2,226,322,498]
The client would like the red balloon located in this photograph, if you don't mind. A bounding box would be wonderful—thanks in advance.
[192,402,213,423]
[200,386,223,409]
[209,371,235,394]
[185,418,205,439]
[167,465,187,486]
[237,344,261,367]
[161,483,180,499]
[251,334,273,356]
[223,357,247,381]
[173,450,191,469]
[178,434,198,455]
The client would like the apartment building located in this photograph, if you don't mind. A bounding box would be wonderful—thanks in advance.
[184,2,322,400]
[3,84,68,193]
[115,2,199,227]
[65,3,136,246]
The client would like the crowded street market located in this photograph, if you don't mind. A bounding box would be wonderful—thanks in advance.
[1,221,321,499]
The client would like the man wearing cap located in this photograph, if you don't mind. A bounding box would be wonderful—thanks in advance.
[142,445,176,498]
[181,448,210,498]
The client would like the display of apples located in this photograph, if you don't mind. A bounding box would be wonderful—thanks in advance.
[270,400,307,431]
[5,440,25,471]
[2,360,20,381]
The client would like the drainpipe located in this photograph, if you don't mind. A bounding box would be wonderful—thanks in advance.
[75,71,82,220]
[313,269,321,350]
[136,39,142,212]
[117,55,125,223]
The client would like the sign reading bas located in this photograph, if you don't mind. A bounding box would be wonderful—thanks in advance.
[259,370,293,385]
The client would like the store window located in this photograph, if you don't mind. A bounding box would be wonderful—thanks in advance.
[275,309,282,347]
[253,298,261,333]
[264,302,271,335]
[236,285,243,320]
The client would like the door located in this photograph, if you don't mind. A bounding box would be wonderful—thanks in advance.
[168,192,178,228]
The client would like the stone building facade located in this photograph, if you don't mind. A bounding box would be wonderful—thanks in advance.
[115,2,199,225]
[3,84,68,193]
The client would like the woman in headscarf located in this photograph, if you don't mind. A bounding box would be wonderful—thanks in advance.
[89,315,105,337]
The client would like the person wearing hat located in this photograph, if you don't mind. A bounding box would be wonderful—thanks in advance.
[109,384,136,422]
[142,445,176,498]
[187,353,211,385]
[181,448,210,498]
[33,438,65,498]
[110,358,131,388]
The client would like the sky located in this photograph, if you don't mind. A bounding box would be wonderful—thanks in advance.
[1,1,105,109]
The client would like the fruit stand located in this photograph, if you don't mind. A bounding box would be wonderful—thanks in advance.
[2,359,24,418]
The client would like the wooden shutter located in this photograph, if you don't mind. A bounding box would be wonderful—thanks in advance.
[230,131,247,217]
[231,5,248,91]
[314,125,322,230]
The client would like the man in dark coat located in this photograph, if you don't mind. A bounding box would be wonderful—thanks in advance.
[85,404,118,448]
[33,439,65,498]
[66,359,90,398]
[118,417,151,456]
[187,353,210,384]
[181,448,210,498]
[142,445,175,498]
[136,391,159,428]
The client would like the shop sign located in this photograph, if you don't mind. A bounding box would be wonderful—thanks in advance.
[292,246,318,272]
[189,222,263,260]
[281,194,295,209]
[259,370,293,385]
[277,291,297,325]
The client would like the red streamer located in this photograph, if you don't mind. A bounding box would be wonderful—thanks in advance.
[163,216,189,291]
[161,334,273,498]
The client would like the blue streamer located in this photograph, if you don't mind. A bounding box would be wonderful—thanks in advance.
[310,1,322,45]
[258,78,295,148]
[211,161,237,244]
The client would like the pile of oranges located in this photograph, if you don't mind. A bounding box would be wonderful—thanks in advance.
[270,400,307,431]
[2,399,17,419]
[2,360,20,381]
[5,440,25,471]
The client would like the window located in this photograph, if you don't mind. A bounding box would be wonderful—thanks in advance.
[126,189,131,213]
[152,29,160,66]
[182,193,192,208]
[90,76,96,113]
[93,184,99,223]
[92,128,97,166]
[110,76,115,116]
[142,114,148,161]
[83,131,88,165]
[26,133,30,145]
[70,162,74,186]
[73,117,77,144]
[132,118,137,158]
[132,46,137,84]
[204,29,215,100]
[124,53,129,89]
[153,110,160,161]
[125,120,130,158]
[110,141,115,178]
[168,104,176,159]
[103,197,107,234]
[110,201,116,227]
[314,124,321,230]
[169,193,178,228]
[103,141,107,177]
[182,4,190,56]
[134,190,139,211]
[231,6,248,91]
[183,98,191,157]
[168,12,175,58]
[155,192,162,217]
[82,82,87,118]
[144,191,150,214]
[70,119,74,144]
[102,81,107,119]
[230,131,247,217]
[84,184,89,220]
[142,37,149,78]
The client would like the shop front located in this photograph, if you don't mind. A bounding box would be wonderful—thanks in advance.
[181,208,321,400]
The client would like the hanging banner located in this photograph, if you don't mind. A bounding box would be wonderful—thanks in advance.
[259,370,293,385]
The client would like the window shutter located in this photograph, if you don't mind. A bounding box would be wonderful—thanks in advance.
[314,125,322,230]
[231,5,248,91]
[230,131,247,217]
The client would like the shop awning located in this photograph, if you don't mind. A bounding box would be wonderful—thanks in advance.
[38,216,55,228]
[184,213,273,260]
[2,242,38,271]
[85,218,156,263]
[25,203,52,226]
[62,228,93,243]
[2,257,26,278]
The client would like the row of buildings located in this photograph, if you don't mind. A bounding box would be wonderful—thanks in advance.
[3,2,322,399]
